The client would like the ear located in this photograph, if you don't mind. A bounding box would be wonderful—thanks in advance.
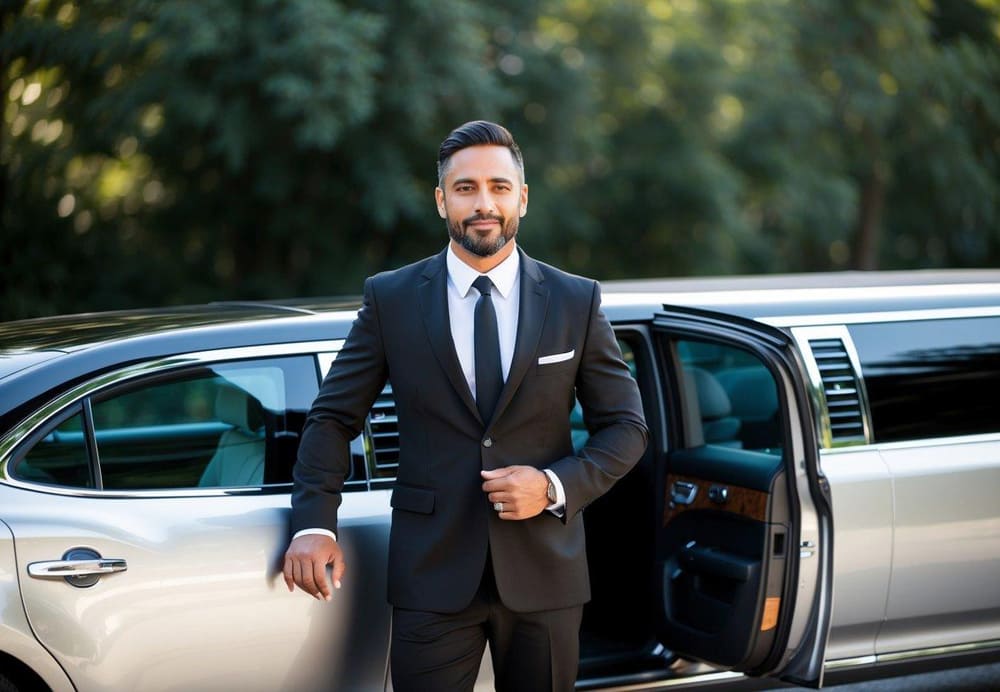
[519,183,529,218]
[435,187,447,219]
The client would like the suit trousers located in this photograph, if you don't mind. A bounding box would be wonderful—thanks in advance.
[390,555,583,692]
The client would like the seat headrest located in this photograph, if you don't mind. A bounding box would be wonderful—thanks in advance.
[215,385,264,434]
[687,367,732,419]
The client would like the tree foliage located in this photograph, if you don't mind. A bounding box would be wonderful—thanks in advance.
[2,0,998,319]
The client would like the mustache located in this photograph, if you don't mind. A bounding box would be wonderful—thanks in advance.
[463,213,504,226]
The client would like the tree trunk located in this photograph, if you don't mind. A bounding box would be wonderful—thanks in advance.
[852,162,886,270]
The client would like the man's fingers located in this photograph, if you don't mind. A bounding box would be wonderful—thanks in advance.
[481,467,517,480]
[312,558,332,601]
[332,554,346,590]
[283,557,298,593]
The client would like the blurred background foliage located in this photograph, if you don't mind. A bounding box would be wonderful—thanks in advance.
[1,0,998,320]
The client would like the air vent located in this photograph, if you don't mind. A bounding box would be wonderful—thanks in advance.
[808,337,867,446]
[366,384,399,477]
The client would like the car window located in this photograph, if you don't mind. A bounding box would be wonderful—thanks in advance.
[849,316,1000,443]
[676,338,782,454]
[15,406,95,488]
[12,356,318,491]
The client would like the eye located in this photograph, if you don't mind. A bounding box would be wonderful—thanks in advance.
[455,184,474,193]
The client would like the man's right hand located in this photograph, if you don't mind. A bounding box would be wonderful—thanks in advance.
[282,534,345,601]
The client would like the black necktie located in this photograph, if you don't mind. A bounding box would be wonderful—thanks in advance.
[473,275,503,424]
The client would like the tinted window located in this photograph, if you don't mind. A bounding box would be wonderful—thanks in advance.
[15,407,94,488]
[14,356,318,491]
[676,338,782,454]
[850,317,1000,442]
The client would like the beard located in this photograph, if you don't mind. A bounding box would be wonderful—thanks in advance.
[447,212,519,257]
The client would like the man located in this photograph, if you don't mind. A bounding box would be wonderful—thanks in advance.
[283,121,647,692]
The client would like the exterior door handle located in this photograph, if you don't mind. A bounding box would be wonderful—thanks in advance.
[28,558,128,578]
[27,547,127,587]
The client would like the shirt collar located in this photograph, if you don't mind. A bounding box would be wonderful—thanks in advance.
[446,243,520,299]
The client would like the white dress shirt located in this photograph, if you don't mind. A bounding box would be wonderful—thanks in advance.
[294,244,564,542]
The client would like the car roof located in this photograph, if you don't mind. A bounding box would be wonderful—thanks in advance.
[0,300,362,398]
[599,269,1000,323]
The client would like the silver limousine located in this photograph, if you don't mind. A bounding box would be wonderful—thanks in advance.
[1,270,998,691]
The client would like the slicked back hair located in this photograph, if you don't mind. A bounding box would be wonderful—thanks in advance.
[437,120,524,188]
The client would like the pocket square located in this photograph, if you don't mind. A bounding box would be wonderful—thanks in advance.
[538,349,575,365]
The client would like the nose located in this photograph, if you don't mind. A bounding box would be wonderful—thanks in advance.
[475,188,496,215]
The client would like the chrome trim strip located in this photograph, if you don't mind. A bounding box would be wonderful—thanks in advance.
[824,655,877,670]
[586,670,745,691]
[0,340,345,495]
[823,639,1000,670]
[761,306,1000,327]
[875,639,1000,664]
[818,430,1000,455]
[789,325,873,449]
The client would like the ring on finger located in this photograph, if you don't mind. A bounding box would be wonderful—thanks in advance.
[493,501,503,513]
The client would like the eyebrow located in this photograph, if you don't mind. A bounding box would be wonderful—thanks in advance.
[451,177,515,187]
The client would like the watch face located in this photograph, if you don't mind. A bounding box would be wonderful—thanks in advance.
[547,481,557,503]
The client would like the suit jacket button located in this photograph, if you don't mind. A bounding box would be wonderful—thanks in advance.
[483,437,493,448]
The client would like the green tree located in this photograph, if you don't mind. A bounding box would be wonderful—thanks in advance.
[3,0,999,320]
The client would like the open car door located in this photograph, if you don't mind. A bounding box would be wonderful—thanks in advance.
[652,306,833,687]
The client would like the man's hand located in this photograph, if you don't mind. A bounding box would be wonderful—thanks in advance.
[282,534,345,601]
[481,466,549,520]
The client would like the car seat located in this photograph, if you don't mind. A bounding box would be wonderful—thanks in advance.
[686,367,742,447]
[199,384,266,487]
[716,367,780,450]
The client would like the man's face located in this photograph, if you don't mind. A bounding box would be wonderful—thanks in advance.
[435,145,528,258]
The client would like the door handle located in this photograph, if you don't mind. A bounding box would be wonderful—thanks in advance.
[28,558,127,578]
[28,547,127,587]
[671,480,698,506]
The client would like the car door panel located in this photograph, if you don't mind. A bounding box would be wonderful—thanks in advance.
[820,448,893,661]
[9,489,391,692]
[659,447,788,669]
[0,514,76,692]
[2,347,393,691]
[876,439,1000,654]
[653,307,833,686]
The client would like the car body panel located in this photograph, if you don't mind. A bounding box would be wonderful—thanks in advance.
[0,517,76,692]
[4,484,391,692]
[875,437,1000,655]
[819,448,893,661]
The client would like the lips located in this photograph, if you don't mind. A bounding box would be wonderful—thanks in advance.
[465,215,503,231]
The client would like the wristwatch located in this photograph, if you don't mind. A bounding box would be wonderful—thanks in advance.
[546,477,558,504]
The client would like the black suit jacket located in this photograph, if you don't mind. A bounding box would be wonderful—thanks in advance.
[292,247,648,613]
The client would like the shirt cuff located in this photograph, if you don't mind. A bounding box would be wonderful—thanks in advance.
[543,469,566,517]
[293,528,337,542]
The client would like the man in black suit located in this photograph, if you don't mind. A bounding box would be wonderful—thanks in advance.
[284,121,647,691]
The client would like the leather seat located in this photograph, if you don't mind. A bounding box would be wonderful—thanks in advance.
[199,384,266,487]
[687,367,742,447]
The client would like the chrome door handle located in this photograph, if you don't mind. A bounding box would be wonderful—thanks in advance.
[28,547,127,587]
[670,481,698,506]
[28,558,127,578]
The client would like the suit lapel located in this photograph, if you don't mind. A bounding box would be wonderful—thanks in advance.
[418,250,482,423]
[490,249,549,425]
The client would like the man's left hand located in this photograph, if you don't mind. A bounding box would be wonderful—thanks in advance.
[481,466,549,520]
